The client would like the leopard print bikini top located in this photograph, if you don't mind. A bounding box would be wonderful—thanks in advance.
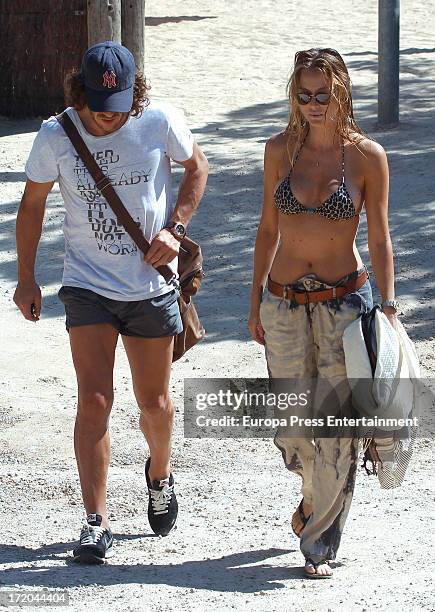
[274,137,358,220]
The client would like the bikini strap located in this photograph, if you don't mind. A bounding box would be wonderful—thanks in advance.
[291,132,308,171]
[341,140,345,181]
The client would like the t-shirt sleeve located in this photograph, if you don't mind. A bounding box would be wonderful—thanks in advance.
[165,104,194,162]
[25,123,59,183]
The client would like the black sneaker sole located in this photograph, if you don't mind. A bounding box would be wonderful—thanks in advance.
[150,516,178,537]
[73,547,114,564]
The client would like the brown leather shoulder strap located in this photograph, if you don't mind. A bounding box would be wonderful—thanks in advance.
[56,111,176,284]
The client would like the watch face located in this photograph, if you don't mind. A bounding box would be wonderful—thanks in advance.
[174,223,185,237]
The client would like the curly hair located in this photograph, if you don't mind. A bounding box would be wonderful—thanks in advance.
[63,69,151,116]
[285,48,370,166]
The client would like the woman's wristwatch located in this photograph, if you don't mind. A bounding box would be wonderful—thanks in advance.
[381,299,399,313]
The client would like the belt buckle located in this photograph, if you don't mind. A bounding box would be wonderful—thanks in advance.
[332,286,337,299]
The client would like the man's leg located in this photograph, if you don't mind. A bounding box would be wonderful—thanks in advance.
[121,335,174,481]
[69,323,119,528]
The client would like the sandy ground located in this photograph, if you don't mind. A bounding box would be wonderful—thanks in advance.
[0,1,434,610]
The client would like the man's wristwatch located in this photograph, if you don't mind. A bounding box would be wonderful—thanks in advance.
[166,221,186,241]
[381,299,399,312]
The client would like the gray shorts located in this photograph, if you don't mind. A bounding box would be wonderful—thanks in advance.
[58,286,183,338]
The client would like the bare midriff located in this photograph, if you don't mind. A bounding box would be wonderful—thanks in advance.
[269,213,364,285]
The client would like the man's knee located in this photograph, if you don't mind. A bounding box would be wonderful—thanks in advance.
[77,389,114,426]
[137,392,171,417]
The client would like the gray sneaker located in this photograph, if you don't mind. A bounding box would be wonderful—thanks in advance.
[73,513,114,564]
[145,458,178,536]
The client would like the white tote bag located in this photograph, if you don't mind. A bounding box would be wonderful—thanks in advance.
[343,308,418,427]
[342,309,421,488]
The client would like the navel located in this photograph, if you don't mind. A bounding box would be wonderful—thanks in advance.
[307,261,312,268]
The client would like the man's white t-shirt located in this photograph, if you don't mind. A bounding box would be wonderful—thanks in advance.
[25,100,194,300]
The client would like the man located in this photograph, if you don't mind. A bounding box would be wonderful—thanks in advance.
[13,41,208,564]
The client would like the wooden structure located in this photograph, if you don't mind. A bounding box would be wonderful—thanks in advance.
[0,0,88,117]
[0,0,145,118]
[87,0,121,47]
[87,0,145,74]
[121,0,145,74]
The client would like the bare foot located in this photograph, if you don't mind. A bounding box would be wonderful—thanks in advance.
[304,558,333,578]
[291,499,312,537]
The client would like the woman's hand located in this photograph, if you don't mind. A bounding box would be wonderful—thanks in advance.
[248,312,265,345]
[381,306,398,330]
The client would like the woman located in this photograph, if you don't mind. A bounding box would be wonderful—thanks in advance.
[248,48,398,578]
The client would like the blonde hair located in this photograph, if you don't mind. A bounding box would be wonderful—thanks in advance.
[285,48,369,165]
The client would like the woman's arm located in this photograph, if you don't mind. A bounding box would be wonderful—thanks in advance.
[248,137,281,344]
[363,140,397,325]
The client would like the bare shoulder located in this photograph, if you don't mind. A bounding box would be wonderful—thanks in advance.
[265,131,288,157]
[264,132,294,179]
[348,134,387,167]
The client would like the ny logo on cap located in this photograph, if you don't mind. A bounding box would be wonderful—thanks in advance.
[102,70,117,88]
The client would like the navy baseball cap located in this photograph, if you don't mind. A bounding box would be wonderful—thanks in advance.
[81,41,135,112]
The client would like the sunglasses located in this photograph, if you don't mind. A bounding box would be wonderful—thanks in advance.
[297,92,331,105]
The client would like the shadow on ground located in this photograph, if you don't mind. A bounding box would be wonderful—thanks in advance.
[146,16,217,27]
[0,545,309,592]
[0,118,43,137]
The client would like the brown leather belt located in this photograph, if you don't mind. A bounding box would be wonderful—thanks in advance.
[267,269,368,304]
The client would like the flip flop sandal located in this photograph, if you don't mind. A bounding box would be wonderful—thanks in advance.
[304,558,333,579]
[291,499,311,538]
